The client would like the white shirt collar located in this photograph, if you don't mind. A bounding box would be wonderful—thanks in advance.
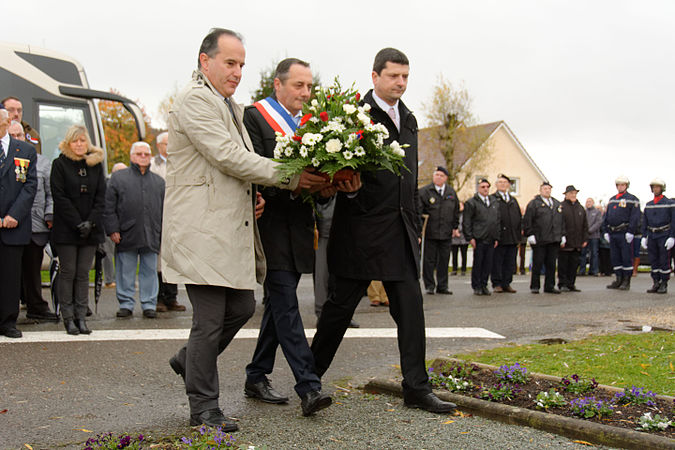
[1,133,9,157]
[479,194,489,203]
[278,100,302,124]
[372,91,400,129]
[157,154,167,162]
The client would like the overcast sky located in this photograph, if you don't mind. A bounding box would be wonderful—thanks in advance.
[5,0,674,203]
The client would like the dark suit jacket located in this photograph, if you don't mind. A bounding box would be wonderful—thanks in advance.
[0,137,38,245]
[328,90,421,281]
[463,194,500,242]
[418,183,459,240]
[243,102,315,274]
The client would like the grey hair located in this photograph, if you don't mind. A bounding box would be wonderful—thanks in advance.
[198,28,244,69]
[156,131,168,145]
[130,141,151,155]
[274,58,310,83]
[0,109,8,120]
[10,120,22,128]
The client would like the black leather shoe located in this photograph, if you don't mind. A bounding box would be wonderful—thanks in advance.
[348,320,360,328]
[301,390,332,416]
[64,319,80,335]
[657,281,668,294]
[143,309,157,319]
[75,319,91,335]
[189,408,238,431]
[244,379,289,403]
[425,290,435,295]
[481,287,491,296]
[169,355,185,382]
[0,327,22,338]
[116,308,132,318]
[436,289,453,295]
[647,280,660,293]
[569,286,581,292]
[26,310,59,322]
[544,288,561,294]
[530,289,539,294]
[473,289,484,296]
[560,286,571,292]
[404,393,457,413]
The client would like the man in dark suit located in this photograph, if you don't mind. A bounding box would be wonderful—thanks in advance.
[418,166,459,295]
[490,174,522,293]
[311,48,456,414]
[242,58,333,416]
[0,107,38,338]
[463,178,500,296]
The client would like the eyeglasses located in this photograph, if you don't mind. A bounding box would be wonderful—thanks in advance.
[134,153,152,157]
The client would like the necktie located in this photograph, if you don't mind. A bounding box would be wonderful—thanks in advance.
[484,197,489,207]
[387,107,398,129]
[437,187,444,197]
[0,141,5,167]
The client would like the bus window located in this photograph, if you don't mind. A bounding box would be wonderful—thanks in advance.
[38,103,89,162]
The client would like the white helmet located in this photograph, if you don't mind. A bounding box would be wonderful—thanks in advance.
[615,175,630,186]
[650,177,666,191]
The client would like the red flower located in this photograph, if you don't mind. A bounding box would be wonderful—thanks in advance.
[355,93,361,102]
[300,113,312,127]
[292,134,302,141]
[356,130,364,140]
[319,111,329,122]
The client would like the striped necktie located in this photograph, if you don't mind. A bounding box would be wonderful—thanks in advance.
[0,141,6,167]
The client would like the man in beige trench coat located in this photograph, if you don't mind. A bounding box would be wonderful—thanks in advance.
[162,28,326,430]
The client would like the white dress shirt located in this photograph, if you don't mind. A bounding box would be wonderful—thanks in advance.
[372,91,400,130]
[0,132,10,158]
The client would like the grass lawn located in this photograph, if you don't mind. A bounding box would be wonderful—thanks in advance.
[454,331,675,396]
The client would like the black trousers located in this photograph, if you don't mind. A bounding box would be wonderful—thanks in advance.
[311,274,432,399]
[157,271,178,305]
[471,240,494,290]
[423,238,451,291]
[0,242,23,330]
[451,244,468,273]
[491,244,517,288]
[21,240,51,314]
[173,284,255,414]
[531,243,559,291]
[55,244,96,320]
[558,249,581,288]
[246,270,321,397]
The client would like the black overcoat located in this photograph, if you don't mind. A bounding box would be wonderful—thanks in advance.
[418,182,459,240]
[523,195,565,245]
[560,199,588,250]
[243,103,315,274]
[490,192,522,245]
[328,90,421,281]
[463,194,500,242]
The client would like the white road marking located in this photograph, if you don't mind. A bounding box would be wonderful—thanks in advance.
[0,327,504,344]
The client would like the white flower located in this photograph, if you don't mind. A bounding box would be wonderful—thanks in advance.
[299,146,308,158]
[343,150,353,160]
[320,120,345,134]
[273,147,282,159]
[325,138,343,153]
[311,99,319,107]
[375,134,384,149]
[311,157,320,167]
[363,103,371,112]
[390,140,405,156]
[343,104,357,114]
[284,147,293,157]
[310,116,320,123]
[302,133,323,146]
[315,86,321,92]
[354,146,365,157]
[357,112,370,126]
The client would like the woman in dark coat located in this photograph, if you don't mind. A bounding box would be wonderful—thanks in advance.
[50,125,106,335]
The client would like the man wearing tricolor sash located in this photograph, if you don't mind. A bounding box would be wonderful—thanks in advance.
[242,58,333,416]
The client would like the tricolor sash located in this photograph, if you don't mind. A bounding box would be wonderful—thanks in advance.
[253,97,297,136]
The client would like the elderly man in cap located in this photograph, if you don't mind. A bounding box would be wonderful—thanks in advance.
[523,182,564,294]
[463,178,500,295]
[490,174,522,293]
[418,166,459,295]
[558,185,588,292]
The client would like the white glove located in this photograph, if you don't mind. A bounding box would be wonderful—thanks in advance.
[641,237,648,250]
[625,232,634,244]
[604,233,610,242]
[527,235,536,245]
[666,237,675,251]
[560,236,567,247]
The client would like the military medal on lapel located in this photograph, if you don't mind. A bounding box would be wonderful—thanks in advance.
[14,157,30,183]
[557,206,562,213]
[429,197,436,204]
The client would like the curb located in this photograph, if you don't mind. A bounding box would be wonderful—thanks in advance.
[364,378,675,450]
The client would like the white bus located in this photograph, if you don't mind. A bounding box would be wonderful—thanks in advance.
[1,42,146,164]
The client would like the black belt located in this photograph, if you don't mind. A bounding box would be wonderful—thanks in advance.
[648,224,671,233]
[608,223,629,232]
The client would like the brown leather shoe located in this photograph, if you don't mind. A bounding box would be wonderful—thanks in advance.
[493,286,504,293]
[166,301,186,312]
[155,303,168,312]
[503,285,517,293]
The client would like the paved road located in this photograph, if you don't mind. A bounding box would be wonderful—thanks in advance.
[1,273,672,449]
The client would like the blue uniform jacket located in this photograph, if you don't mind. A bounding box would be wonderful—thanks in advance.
[0,138,38,245]
[642,196,675,239]
[602,191,640,234]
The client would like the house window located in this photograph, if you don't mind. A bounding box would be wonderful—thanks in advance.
[475,175,488,192]
[509,177,520,196]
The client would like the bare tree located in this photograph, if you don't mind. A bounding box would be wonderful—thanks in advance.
[421,75,494,194]
[156,83,181,129]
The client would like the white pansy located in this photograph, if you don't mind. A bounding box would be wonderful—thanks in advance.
[343,104,357,114]
[343,150,353,160]
[302,133,323,146]
[390,140,405,156]
[312,157,320,167]
[354,146,365,157]
[325,138,343,153]
[299,146,309,158]
[357,112,370,126]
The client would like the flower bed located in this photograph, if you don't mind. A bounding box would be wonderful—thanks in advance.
[428,359,674,439]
